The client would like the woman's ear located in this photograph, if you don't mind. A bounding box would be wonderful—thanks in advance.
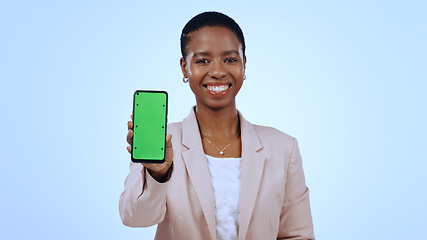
[243,56,247,79]
[180,57,188,78]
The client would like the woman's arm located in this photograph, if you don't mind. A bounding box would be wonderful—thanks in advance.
[277,138,315,240]
[119,117,174,227]
[119,161,172,227]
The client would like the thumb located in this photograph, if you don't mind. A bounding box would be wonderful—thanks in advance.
[165,134,173,162]
[165,134,172,148]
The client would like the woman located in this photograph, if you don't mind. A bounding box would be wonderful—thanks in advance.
[120,11,315,240]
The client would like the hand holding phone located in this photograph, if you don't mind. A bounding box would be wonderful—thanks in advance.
[126,90,173,181]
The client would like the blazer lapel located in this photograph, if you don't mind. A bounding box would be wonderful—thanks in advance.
[238,112,266,240]
[181,108,217,240]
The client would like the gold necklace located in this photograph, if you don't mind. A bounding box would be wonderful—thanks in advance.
[201,131,241,155]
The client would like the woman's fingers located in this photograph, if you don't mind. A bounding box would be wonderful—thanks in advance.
[127,115,134,146]
[126,115,134,151]
[127,129,133,145]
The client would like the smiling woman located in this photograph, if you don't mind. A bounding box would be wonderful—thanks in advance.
[120,11,315,240]
[181,26,245,114]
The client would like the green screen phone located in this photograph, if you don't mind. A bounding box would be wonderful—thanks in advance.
[131,90,168,163]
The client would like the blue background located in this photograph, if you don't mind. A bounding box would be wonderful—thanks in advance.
[1,1,426,239]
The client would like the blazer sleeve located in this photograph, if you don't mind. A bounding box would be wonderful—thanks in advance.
[277,138,315,240]
[119,161,171,227]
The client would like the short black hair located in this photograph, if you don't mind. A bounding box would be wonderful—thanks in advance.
[180,11,246,59]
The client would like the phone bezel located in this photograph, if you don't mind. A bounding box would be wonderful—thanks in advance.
[131,90,168,163]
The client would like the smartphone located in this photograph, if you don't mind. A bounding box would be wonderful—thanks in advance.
[131,90,168,163]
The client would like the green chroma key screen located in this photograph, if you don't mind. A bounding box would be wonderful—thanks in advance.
[132,90,168,163]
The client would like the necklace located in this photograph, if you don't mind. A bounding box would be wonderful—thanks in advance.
[201,130,241,155]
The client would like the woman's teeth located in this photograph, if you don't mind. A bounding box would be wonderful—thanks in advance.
[206,84,229,92]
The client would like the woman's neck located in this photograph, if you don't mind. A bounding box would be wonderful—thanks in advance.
[194,103,240,139]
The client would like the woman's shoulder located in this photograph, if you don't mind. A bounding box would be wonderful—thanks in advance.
[253,124,294,139]
[167,121,182,134]
[252,124,295,144]
[250,124,298,157]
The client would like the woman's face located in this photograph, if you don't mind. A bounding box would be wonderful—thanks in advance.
[180,26,246,111]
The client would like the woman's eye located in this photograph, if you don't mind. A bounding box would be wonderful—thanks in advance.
[225,58,237,63]
[196,59,209,64]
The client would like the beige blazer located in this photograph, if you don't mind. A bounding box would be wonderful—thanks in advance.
[119,108,314,240]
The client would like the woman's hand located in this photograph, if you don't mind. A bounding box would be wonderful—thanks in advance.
[127,115,174,182]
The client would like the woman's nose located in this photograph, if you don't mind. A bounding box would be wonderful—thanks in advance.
[209,61,226,79]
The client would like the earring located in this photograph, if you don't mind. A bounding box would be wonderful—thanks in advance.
[183,77,189,83]
[243,75,246,80]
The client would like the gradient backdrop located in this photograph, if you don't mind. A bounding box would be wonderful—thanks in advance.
[1,1,426,239]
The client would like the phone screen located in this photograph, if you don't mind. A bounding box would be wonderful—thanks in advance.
[131,90,168,163]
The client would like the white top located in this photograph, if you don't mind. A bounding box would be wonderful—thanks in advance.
[206,154,242,240]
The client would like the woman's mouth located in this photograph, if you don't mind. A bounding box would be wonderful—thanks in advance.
[206,84,230,92]
[203,83,232,96]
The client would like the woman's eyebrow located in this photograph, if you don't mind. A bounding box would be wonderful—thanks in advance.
[223,50,240,55]
[193,52,211,57]
[192,50,240,58]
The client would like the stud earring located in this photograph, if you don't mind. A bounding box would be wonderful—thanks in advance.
[183,77,189,83]
[243,75,246,80]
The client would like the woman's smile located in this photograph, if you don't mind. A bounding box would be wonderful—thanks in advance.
[204,82,232,96]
